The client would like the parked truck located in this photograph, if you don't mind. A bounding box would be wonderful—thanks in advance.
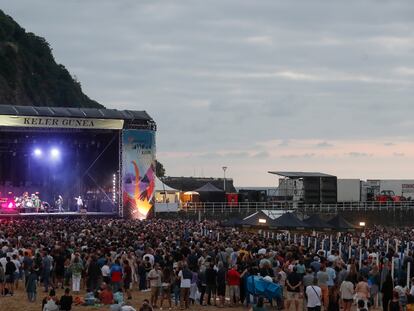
[366,179,414,201]
[337,179,361,202]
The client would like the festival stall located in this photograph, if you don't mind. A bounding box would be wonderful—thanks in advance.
[220,217,242,227]
[180,191,200,209]
[238,210,274,229]
[269,212,309,231]
[154,177,180,212]
[327,214,358,232]
[303,214,335,231]
[194,183,225,202]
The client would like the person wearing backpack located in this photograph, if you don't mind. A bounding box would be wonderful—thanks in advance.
[306,278,322,311]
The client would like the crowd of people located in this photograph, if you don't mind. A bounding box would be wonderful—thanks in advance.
[0,218,413,311]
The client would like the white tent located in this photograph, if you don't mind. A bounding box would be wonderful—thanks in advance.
[155,177,178,192]
[155,177,180,212]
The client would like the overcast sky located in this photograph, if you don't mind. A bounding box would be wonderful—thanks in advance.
[3,1,414,186]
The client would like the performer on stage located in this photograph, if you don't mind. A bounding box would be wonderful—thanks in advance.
[14,196,22,212]
[75,196,83,212]
[56,195,64,212]
[32,193,41,212]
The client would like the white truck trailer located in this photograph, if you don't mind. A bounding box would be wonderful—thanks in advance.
[337,179,361,202]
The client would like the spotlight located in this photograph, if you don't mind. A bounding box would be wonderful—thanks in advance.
[7,202,14,209]
[50,148,60,158]
[34,148,42,157]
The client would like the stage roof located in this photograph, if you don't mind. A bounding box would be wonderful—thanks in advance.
[0,105,153,121]
[268,171,335,178]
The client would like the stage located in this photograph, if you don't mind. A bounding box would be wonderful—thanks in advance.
[0,105,157,219]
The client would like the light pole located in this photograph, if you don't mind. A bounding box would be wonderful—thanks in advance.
[222,166,228,192]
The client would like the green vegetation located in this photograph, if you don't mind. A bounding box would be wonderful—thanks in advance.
[0,9,103,108]
[155,160,166,177]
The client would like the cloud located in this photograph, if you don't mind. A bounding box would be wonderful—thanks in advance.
[369,36,414,53]
[278,140,290,147]
[345,152,372,157]
[384,142,395,146]
[315,141,334,148]
[280,153,315,159]
[244,35,273,45]
[197,151,249,159]
[141,43,181,52]
[393,152,405,157]
[188,99,211,108]
[276,71,319,81]
[5,1,414,185]
[193,68,410,85]
[395,67,414,76]
[251,151,270,158]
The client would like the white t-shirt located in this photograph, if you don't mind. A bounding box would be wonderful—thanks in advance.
[101,265,110,277]
[178,270,191,288]
[306,285,322,308]
[395,285,406,297]
[143,254,154,266]
[340,281,355,300]
[0,257,7,269]
[328,254,337,262]
[410,285,414,296]
[7,249,18,258]
[76,197,83,206]
[147,269,162,287]
[12,259,21,271]
[278,270,287,286]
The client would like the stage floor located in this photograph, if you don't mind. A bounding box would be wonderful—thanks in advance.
[0,211,119,218]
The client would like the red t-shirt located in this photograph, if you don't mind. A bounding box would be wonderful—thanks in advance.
[100,290,113,305]
[227,269,240,286]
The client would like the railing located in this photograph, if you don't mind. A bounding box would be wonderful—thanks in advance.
[180,201,414,213]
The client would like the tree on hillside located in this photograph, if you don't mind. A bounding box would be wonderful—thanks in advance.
[155,160,166,177]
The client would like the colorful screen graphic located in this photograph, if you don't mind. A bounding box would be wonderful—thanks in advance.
[122,130,156,219]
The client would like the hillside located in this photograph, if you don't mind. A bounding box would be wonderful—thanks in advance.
[0,9,103,108]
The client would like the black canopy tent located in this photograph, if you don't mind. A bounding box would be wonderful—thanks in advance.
[269,212,309,230]
[221,217,242,227]
[327,215,358,231]
[194,182,225,202]
[238,210,273,228]
[303,214,335,231]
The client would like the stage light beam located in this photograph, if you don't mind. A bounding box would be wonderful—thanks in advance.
[50,148,60,158]
[34,148,42,157]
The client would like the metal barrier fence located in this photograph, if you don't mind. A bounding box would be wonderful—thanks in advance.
[180,201,414,214]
